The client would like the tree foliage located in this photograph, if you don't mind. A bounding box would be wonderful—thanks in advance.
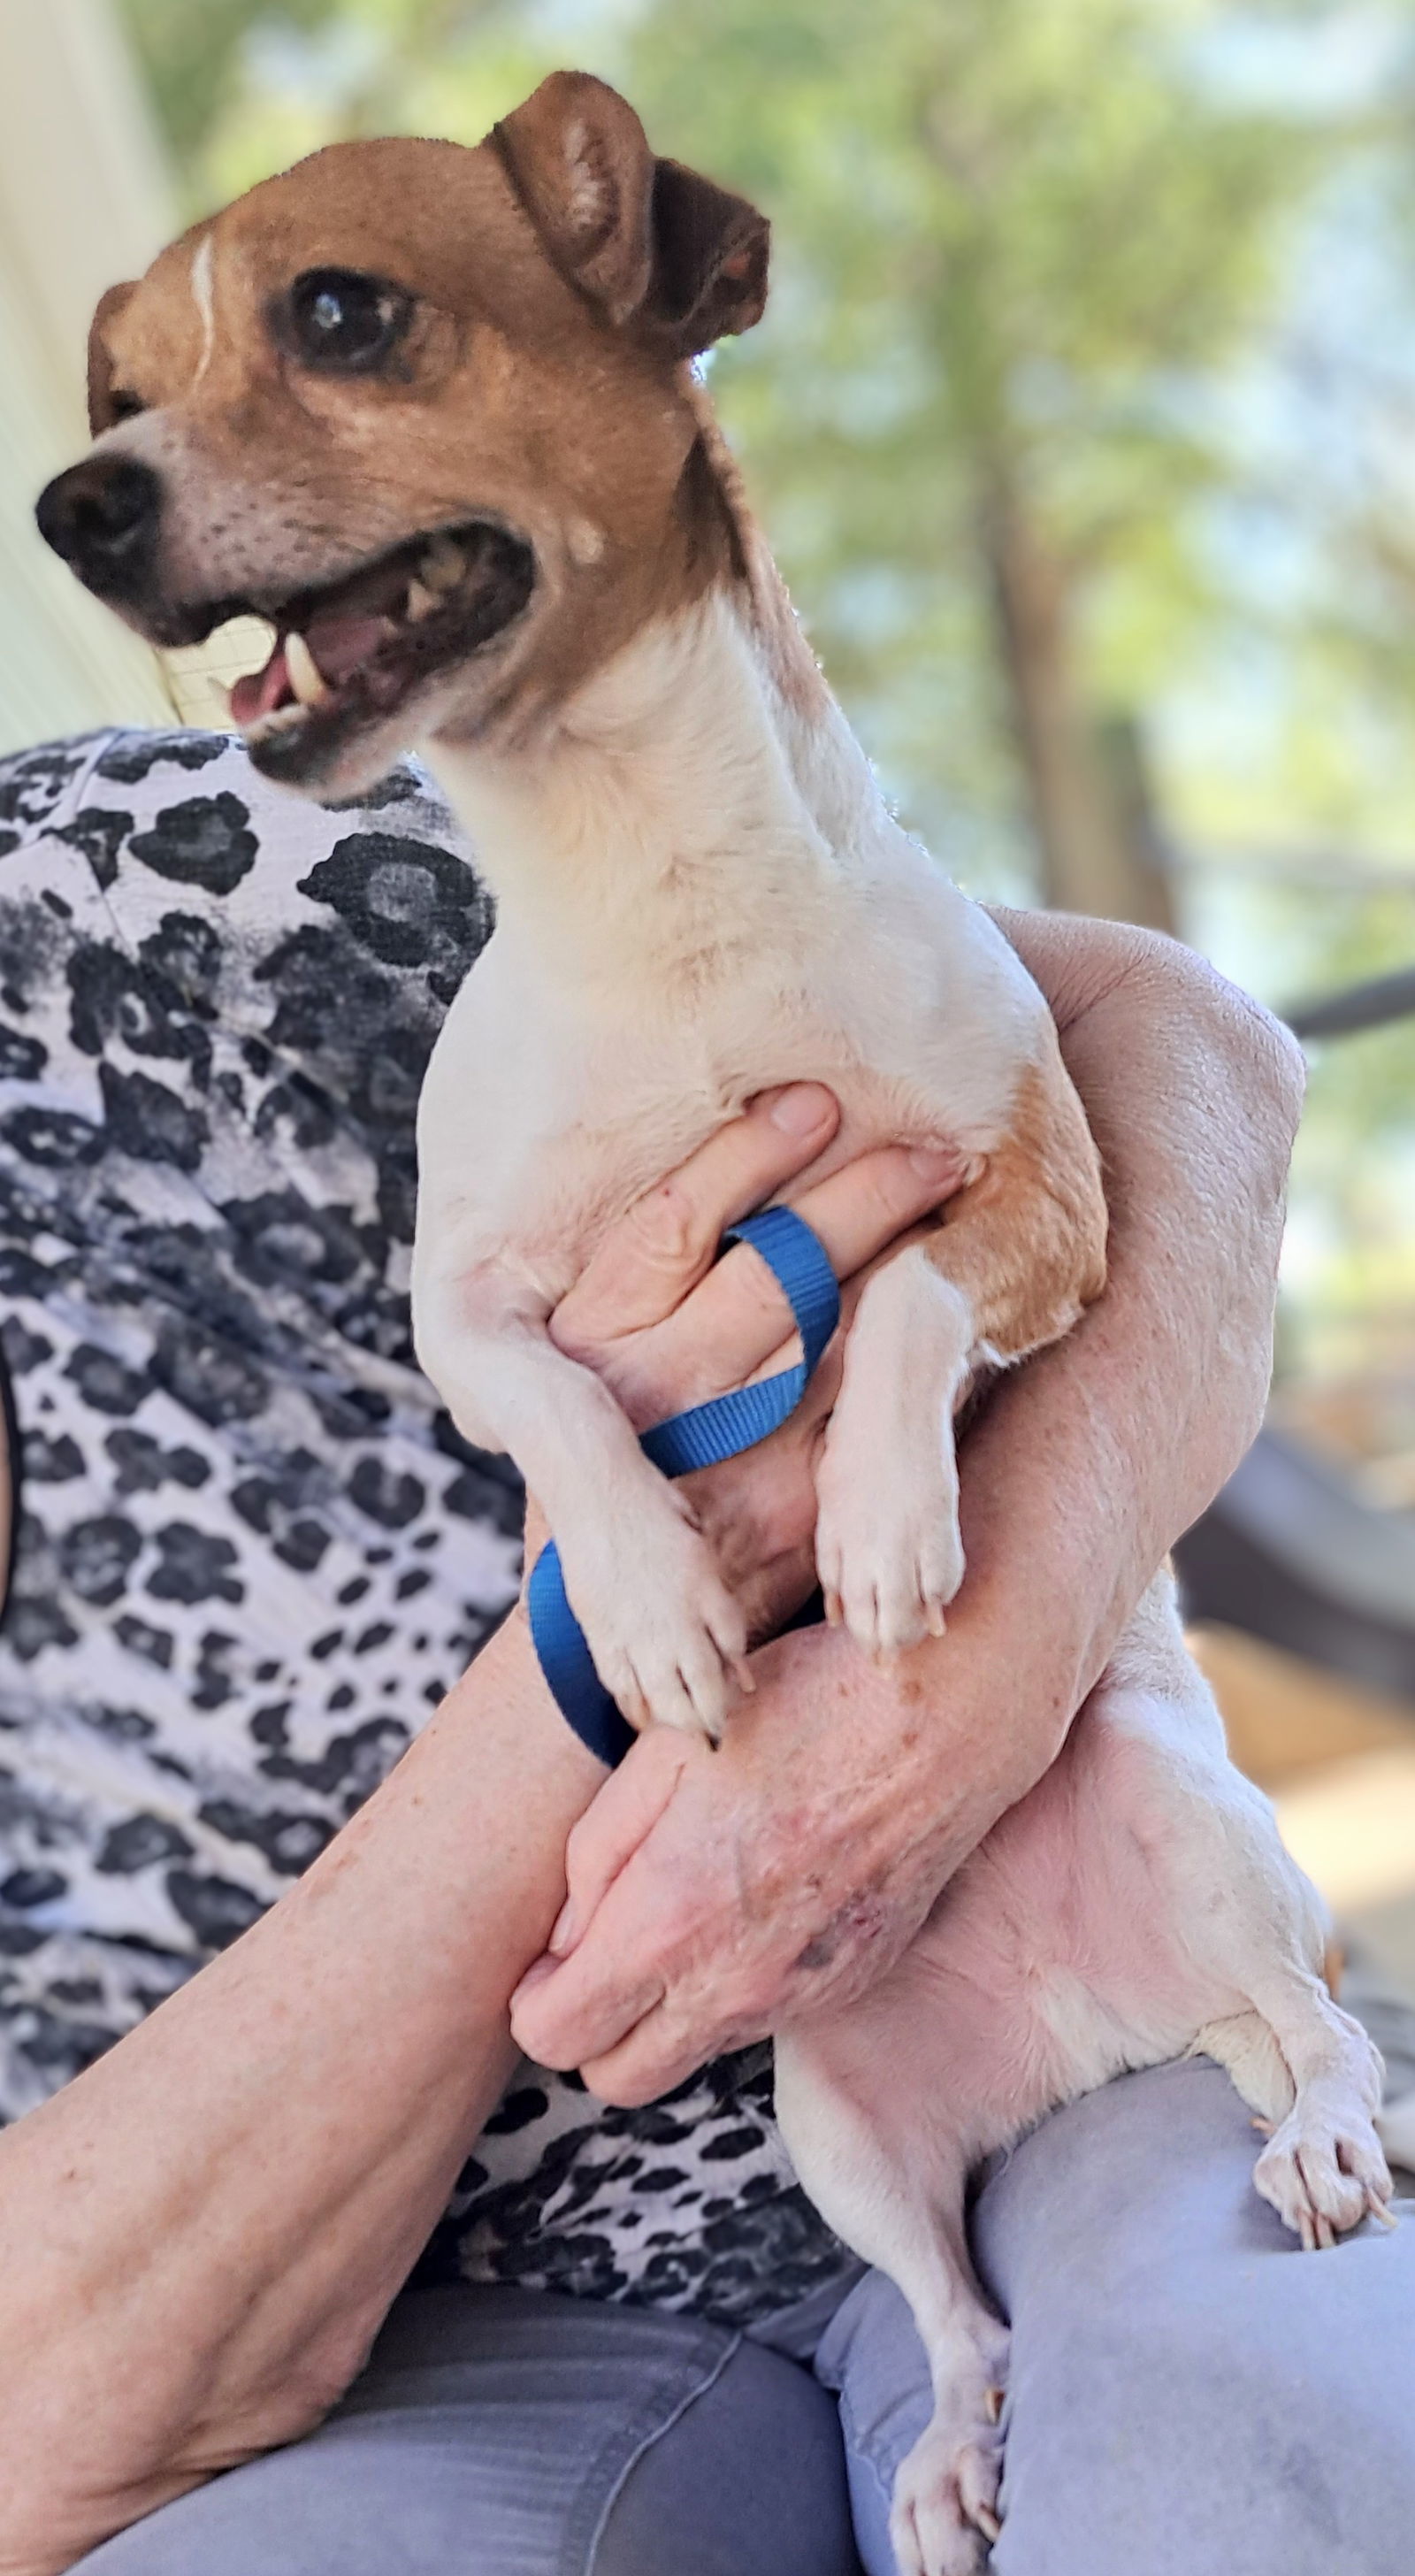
[113,0,1415,1384]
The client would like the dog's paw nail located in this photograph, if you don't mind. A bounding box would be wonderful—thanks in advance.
[926,1601,948,1639]
[823,1590,842,1627]
[975,2504,1003,2543]
[983,2387,1004,2425]
[1367,2193,1399,2229]
[1251,2115,1274,2136]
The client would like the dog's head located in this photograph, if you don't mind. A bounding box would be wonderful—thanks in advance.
[35,73,769,795]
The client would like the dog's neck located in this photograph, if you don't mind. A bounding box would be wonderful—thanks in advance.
[425,564,895,1005]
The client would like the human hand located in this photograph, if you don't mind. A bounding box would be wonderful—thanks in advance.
[512,917,1306,2105]
[536,1085,965,1637]
[509,1606,1029,2103]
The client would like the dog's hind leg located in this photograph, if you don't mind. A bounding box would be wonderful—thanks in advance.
[1212,1966,1392,2250]
[776,2018,1010,2576]
[1188,2005,1295,2128]
[1092,1581,1395,2250]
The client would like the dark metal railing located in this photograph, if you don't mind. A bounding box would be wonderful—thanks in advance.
[1284,967,1415,1043]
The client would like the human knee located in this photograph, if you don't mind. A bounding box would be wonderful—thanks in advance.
[593,2336,860,2576]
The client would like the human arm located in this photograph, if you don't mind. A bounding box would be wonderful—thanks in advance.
[0,1616,598,2576]
[509,916,1307,2104]
[0,1087,952,2576]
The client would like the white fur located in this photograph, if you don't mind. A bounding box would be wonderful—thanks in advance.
[418,595,1035,1729]
[775,1577,1392,2573]
[562,118,608,233]
[190,234,216,386]
[414,583,1392,2568]
[815,1249,973,1652]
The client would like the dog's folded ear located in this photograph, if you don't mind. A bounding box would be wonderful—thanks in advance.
[88,284,139,437]
[493,71,769,357]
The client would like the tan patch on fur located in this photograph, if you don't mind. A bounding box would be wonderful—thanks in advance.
[87,281,139,435]
[681,372,830,720]
[924,1042,1108,1362]
[91,143,729,694]
[83,92,772,735]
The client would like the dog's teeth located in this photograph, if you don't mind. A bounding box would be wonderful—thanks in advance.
[286,630,333,709]
[405,578,440,624]
[420,535,465,593]
[250,702,309,736]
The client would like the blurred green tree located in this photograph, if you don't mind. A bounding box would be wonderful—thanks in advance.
[118,0,1344,918]
[625,0,1338,921]
[114,0,1415,1386]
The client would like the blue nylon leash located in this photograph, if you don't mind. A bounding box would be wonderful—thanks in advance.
[526,1205,840,1767]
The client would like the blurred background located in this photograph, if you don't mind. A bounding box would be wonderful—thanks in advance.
[5,0,1415,2006]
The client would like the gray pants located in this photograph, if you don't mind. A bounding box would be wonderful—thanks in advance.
[76,2062,1415,2576]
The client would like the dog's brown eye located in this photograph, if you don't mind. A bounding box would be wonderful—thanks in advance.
[286,268,413,373]
[109,392,145,424]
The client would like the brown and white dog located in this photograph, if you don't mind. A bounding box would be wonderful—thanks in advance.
[38,73,1395,2572]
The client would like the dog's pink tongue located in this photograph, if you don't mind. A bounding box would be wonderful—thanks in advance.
[229,641,289,727]
[305,610,395,685]
[228,613,394,728]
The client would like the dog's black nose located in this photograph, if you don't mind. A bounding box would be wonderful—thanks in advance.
[35,456,163,595]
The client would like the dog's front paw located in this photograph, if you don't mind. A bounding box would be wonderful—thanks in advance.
[815,1438,964,1663]
[890,2395,1006,2576]
[1255,2085,1395,2250]
[562,1502,747,1743]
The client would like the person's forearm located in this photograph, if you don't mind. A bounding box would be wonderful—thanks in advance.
[0,1609,600,2576]
[506,924,1307,2106]
[955,916,1304,1756]
[750,924,1306,1905]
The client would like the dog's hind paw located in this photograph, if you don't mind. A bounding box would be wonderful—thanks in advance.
[1254,2090,1395,2250]
[891,2421,1003,2576]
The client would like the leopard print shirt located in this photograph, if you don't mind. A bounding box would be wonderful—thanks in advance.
[0,726,850,2327]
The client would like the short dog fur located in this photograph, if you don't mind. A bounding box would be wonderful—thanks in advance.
[40,73,1395,2572]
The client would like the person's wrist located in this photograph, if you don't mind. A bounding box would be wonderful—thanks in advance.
[446,1591,604,1782]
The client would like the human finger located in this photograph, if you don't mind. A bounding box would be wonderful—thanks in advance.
[610,1140,961,1417]
[509,1827,713,2069]
[578,2003,738,2107]
[547,1729,689,1958]
[509,1939,667,2070]
[551,1085,839,1353]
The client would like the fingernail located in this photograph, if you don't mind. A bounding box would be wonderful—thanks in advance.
[908,1140,960,1183]
[549,1898,578,1957]
[767,1083,835,1136]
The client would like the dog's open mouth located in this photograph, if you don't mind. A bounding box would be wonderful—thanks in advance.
[226,518,536,753]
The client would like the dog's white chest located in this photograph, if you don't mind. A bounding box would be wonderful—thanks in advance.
[415,862,1039,1305]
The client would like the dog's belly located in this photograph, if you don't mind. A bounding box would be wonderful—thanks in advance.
[786,1692,1246,2179]
[915,1717,1223,2145]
